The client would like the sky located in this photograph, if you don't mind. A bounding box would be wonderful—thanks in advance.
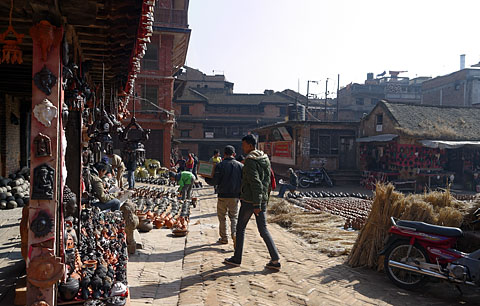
[185,0,480,98]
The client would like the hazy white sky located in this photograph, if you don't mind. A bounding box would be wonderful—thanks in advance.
[186,0,480,97]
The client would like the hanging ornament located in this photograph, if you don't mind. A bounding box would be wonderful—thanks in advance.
[0,0,24,64]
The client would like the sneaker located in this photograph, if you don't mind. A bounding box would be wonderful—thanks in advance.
[265,261,281,270]
[224,257,240,267]
[217,238,228,244]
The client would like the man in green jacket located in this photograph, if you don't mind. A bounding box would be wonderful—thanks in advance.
[169,171,195,201]
[224,135,281,270]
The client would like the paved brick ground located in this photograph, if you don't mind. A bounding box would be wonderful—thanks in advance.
[0,207,24,306]
[128,185,480,305]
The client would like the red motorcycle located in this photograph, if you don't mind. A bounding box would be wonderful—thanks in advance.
[380,211,480,290]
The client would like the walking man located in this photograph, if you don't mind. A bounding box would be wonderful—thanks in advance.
[224,135,281,270]
[209,145,243,246]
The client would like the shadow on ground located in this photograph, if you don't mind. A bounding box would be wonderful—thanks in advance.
[315,262,480,305]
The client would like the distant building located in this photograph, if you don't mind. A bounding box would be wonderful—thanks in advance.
[173,67,300,160]
[421,68,480,107]
[121,0,190,166]
[337,71,430,121]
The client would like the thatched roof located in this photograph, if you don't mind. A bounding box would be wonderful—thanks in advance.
[380,101,480,140]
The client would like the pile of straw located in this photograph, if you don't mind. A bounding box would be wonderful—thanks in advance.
[347,183,471,270]
[268,199,358,256]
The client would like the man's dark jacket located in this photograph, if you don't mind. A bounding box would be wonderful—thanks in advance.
[210,157,243,198]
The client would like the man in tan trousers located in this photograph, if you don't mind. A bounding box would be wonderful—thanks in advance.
[208,145,243,246]
[108,152,126,189]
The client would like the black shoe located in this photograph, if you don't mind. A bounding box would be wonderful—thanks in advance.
[224,257,240,267]
[265,261,281,270]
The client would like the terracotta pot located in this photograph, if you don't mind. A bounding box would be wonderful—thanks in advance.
[146,211,154,220]
[84,259,97,270]
[164,218,174,229]
[154,218,164,229]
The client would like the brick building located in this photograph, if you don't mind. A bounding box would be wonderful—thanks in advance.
[421,68,480,107]
[0,95,29,176]
[337,71,430,121]
[173,67,300,160]
[120,0,190,166]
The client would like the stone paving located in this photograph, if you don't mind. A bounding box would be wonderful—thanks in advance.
[0,207,24,306]
[128,185,480,306]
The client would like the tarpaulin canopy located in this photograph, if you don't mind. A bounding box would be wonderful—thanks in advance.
[420,140,480,149]
[356,134,398,143]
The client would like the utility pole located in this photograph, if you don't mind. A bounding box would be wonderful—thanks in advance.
[324,78,329,121]
[336,74,340,121]
[306,80,319,120]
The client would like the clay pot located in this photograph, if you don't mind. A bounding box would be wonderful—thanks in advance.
[58,277,80,301]
[146,211,154,220]
[164,218,174,229]
[137,219,153,232]
[154,217,164,229]
[84,259,97,270]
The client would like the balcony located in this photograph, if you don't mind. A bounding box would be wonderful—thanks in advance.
[154,8,188,28]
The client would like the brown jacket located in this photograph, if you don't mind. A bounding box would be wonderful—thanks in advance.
[90,173,114,203]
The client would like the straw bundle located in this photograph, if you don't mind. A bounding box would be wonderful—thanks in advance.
[347,183,470,270]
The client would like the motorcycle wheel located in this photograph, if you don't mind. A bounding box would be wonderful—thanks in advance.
[384,240,430,290]
[298,176,311,188]
[324,174,333,187]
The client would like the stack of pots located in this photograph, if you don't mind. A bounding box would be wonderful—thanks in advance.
[0,171,30,209]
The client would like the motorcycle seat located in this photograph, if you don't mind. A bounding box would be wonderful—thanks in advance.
[397,220,463,238]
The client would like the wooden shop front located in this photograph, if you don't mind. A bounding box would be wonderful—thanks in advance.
[0,0,156,305]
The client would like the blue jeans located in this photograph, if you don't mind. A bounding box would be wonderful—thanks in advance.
[127,170,135,189]
[277,184,296,198]
[232,201,279,264]
[93,198,120,211]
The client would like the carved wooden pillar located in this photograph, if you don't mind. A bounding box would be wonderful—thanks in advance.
[27,20,64,306]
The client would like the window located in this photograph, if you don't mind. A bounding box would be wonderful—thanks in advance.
[376,113,383,132]
[180,130,190,137]
[141,41,158,70]
[141,85,158,110]
[356,98,364,105]
[181,105,190,115]
[371,98,379,105]
[310,130,331,156]
[279,106,287,116]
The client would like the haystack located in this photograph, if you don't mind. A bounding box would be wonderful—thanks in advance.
[347,183,470,270]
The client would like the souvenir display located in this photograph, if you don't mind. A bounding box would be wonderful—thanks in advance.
[33,98,58,127]
[33,66,57,95]
[29,20,63,62]
[34,133,52,157]
[31,164,54,200]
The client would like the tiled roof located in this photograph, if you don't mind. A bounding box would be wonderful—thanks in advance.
[176,88,295,105]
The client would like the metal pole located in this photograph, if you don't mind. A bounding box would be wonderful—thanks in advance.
[306,80,310,116]
[324,78,329,120]
[336,74,340,121]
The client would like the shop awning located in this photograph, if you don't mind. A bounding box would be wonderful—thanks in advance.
[356,134,398,143]
[420,140,480,149]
